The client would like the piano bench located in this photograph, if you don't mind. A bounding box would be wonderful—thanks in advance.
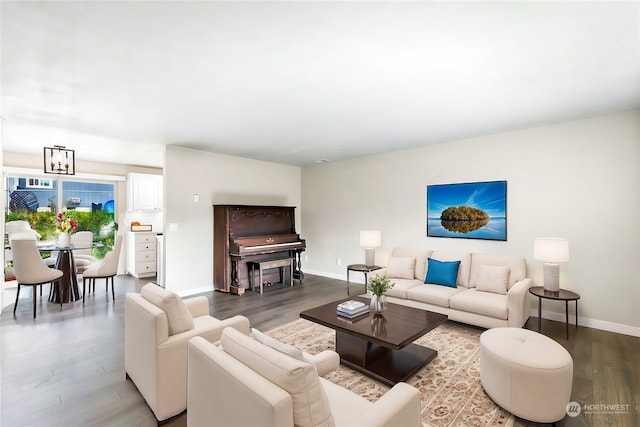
[248,258,294,294]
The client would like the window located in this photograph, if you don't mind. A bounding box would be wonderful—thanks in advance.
[5,175,117,258]
[25,178,54,189]
[62,181,114,211]
[7,177,57,212]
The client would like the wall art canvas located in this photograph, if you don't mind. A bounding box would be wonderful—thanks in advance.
[427,180,507,241]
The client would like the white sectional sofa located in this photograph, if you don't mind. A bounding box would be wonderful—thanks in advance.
[369,248,532,329]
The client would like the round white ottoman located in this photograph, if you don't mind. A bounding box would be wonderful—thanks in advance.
[480,327,573,423]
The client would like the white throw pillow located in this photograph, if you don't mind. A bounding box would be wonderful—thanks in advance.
[386,257,416,279]
[222,328,335,427]
[140,283,195,335]
[252,327,305,361]
[476,265,510,295]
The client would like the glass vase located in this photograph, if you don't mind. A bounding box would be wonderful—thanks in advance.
[370,294,388,314]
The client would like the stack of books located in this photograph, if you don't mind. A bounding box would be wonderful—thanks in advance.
[337,300,369,318]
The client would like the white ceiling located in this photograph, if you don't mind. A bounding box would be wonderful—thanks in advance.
[2,1,639,168]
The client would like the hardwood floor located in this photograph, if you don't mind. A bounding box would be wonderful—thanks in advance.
[518,317,640,427]
[1,274,638,426]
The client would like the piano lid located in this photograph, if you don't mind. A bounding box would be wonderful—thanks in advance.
[225,205,298,237]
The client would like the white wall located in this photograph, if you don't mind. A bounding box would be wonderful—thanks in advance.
[163,146,301,295]
[301,110,640,336]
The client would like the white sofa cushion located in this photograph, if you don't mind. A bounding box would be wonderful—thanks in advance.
[386,257,416,279]
[140,283,195,335]
[470,253,527,289]
[475,265,510,295]
[391,248,432,280]
[221,327,335,427]
[430,251,472,287]
[251,327,305,361]
[449,288,508,320]
[384,278,423,299]
[407,284,467,308]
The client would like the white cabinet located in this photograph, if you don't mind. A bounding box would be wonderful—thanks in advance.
[126,232,157,278]
[126,173,163,211]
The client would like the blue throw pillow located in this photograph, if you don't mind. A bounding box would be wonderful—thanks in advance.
[424,258,461,288]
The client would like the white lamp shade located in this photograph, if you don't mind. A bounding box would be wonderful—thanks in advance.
[534,238,570,263]
[360,230,381,248]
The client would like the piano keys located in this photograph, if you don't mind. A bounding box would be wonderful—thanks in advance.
[229,234,304,255]
[213,205,306,293]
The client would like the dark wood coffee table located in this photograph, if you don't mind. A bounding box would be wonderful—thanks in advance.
[300,296,448,386]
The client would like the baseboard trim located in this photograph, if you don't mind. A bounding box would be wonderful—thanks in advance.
[529,308,640,338]
[176,286,212,298]
[304,268,352,282]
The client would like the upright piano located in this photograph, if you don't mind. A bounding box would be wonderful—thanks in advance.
[213,205,306,293]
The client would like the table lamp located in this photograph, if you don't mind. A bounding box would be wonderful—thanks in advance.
[534,238,569,292]
[360,230,381,267]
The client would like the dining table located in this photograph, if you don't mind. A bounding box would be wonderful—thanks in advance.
[37,241,94,304]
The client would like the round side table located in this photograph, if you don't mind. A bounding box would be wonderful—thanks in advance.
[346,264,381,295]
[529,286,580,339]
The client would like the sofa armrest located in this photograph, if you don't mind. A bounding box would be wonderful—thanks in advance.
[507,278,533,327]
[217,315,252,336]
[345,382,422,427]
[183,296,210,318]
[303,350,340,376]
[161,315,250,349]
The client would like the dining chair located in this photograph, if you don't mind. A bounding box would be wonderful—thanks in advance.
[71,231,96,271]
[5,220,40,242]
[6,220,41,275]
[44,231,96,270]
[82,235,123,303]
[11,239,63,318]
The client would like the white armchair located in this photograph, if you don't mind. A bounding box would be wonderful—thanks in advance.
[125,283,251,422]
[187,327,423,427]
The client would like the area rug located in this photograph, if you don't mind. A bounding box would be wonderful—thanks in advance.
[266,318,515,427]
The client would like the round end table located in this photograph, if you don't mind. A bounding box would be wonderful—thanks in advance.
[346,264,381,295]
[529,286,580,339]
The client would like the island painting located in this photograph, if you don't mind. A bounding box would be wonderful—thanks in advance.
[427,180,507,241]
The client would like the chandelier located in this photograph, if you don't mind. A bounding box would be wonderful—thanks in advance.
[43,145,75,175]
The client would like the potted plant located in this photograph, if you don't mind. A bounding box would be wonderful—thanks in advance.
[367,275,395,313]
